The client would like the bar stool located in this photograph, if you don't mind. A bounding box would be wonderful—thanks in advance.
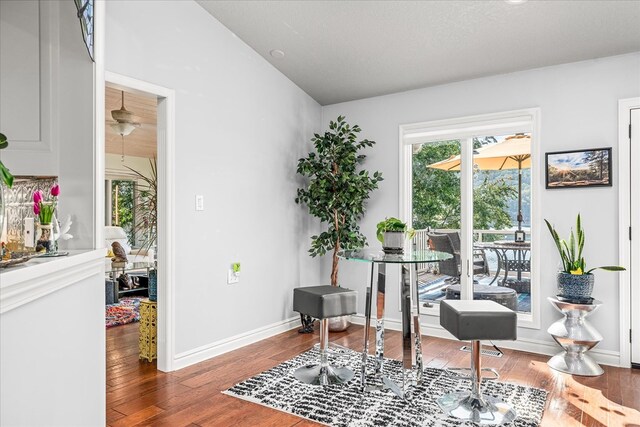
[293,285,357,386]
[437,299,518,425]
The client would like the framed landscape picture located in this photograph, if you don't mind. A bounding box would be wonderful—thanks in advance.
[546,148,612,189]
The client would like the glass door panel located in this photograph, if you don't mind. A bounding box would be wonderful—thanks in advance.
[411,139,462,306]
[472,134,532,314]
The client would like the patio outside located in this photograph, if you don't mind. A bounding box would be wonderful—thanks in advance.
[412,134,532,313]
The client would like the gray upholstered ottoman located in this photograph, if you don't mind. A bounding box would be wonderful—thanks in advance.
[438,299,518,425]
[293,285,357,386]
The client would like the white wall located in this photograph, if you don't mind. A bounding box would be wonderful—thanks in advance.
[105,153,154,180]
[322,53,640,355]
[105,1,322,356]
[0,272,105,427]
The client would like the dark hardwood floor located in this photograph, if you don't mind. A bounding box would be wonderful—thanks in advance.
[107,322,640,427]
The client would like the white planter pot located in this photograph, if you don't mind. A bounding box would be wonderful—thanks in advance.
[383,231,404,252]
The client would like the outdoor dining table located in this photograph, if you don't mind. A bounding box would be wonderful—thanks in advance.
[474,240,530,287]
[338,248,453,400]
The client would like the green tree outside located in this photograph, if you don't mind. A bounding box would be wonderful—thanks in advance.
[412,139,518,236]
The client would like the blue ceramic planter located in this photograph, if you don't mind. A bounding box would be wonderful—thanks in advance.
[557,272,594,299]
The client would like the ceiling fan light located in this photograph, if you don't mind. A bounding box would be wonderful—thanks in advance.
[110,122,138,136]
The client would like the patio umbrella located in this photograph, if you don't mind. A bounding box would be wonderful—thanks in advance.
[427,134,531,230]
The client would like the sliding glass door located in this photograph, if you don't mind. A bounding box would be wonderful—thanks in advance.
[400,109,539,325]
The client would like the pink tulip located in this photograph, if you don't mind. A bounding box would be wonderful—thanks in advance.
[33,202,40,215]
[50,184,60,197]
[33,190,43,204]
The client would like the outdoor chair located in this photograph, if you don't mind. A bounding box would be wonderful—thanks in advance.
[428,233,487,282]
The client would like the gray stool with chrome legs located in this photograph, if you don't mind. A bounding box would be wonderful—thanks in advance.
[437,299,518,425]
[293,285,357,386]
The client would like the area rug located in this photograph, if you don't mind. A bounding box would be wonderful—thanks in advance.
[105,296,144,328]
[225,348,547,427]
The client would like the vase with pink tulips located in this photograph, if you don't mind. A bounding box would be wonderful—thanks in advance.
[33,184,60,253]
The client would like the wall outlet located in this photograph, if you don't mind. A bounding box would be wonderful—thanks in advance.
[227,262,240,284]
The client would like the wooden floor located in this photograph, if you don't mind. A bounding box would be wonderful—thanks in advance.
[107,322,640,427]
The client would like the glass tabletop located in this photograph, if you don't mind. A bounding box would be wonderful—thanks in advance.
[338,248,453,264]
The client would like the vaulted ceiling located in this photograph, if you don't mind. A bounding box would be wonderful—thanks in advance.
[105,86,157,159]
[198,0,640,105]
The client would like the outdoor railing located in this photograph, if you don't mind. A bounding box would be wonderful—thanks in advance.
[414,228,531,271]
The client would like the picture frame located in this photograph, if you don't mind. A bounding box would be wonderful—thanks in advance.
[545,147,612,189]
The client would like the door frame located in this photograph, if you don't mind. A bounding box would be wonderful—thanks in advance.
[398,108,541,328]
[618,97,640,368]
[97,69,177,372]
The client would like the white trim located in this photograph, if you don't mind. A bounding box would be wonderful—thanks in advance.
[398,108,541,329]
[172,317,300,371]
[350,314,621,367]
[0,250,104,314]
[94,0,105,249]
[101,71,176,373]
[619,97,640,368]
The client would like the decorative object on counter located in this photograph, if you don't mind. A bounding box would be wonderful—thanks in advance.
[54,214,74,243]
[111,241,128,266]
[33,184,60,254]
[545,213,625,301]
[547,296,604,376]
[0,251,38,268]
[376,217,415,254]
[295,116,383,332]
[2,177,58,251]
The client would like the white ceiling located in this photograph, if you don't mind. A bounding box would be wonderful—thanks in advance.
[197,0,640,105]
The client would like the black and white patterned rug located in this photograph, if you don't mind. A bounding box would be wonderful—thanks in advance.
[224,348,547,427]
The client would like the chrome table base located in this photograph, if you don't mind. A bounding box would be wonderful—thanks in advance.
[361,262,424,399]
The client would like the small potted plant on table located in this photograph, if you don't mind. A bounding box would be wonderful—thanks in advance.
[376,217,415,254]
[545,214,625,303]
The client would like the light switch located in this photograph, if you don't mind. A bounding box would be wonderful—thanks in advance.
[195,195,204,211]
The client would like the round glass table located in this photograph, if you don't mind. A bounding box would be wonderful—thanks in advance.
[338,248,453,399]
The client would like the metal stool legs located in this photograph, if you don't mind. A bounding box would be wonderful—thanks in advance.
[294,318,354,386]
[437,341,516,425]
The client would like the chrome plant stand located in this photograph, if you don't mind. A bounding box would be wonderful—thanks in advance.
[547,296,604,376]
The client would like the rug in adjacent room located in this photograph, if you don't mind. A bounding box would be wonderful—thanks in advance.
[225,348,547,427]
[105,296,144,328]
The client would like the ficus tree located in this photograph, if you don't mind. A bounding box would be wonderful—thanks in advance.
[295,116,383,286]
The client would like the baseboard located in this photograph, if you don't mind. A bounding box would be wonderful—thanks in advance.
[351,314,622,368]
[172,316,300,370]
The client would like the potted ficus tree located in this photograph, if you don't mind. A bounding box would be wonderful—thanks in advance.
[296,115,383,330]
[376,217,415,253]
[545,214,625,302]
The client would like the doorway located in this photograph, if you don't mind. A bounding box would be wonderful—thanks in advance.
[100,72,176,373]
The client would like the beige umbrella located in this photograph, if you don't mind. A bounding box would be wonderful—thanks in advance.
[427,134,531,229]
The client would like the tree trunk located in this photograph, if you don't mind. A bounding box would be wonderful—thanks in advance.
[331,244,340,286]
[331,207,340,286]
